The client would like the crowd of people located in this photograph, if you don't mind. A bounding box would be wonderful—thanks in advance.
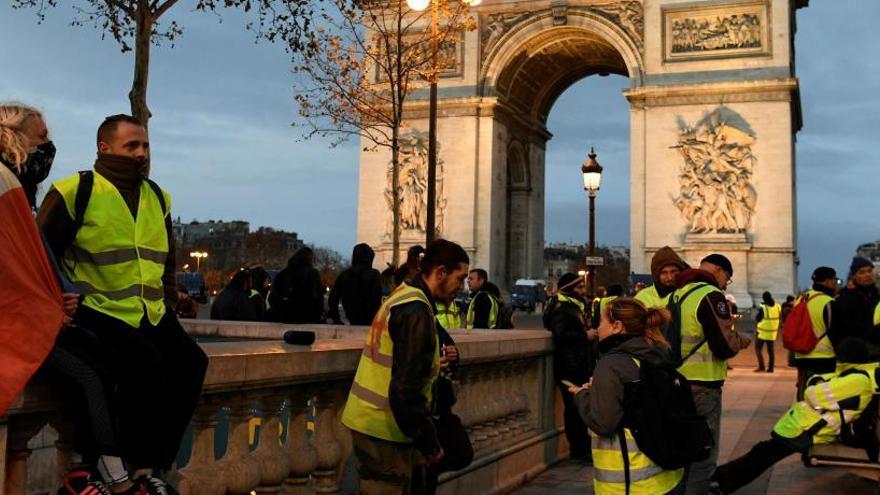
[3,102,880,495]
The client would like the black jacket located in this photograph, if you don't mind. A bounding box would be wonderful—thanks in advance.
[545,297,592,384]
[211,286,257,321]
[470,282,500,329]
[388,278,441,457]
[327,243,382,325]
[830,284,880,349]
[268,252,324,324]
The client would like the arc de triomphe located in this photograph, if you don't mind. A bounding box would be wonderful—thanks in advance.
[357,0,807,305]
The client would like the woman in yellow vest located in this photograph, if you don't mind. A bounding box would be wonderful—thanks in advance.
[754,291,782,372]
[712,337,878,494]
[567,298,684,494]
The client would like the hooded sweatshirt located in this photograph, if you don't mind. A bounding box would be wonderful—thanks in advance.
[650,246,689,298]
[573,334,676,436]
[327,243,382,325]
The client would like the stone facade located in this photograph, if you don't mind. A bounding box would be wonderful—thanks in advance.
[357,0,806,305]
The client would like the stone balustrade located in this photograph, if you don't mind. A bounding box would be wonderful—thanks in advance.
[1,322,566,495]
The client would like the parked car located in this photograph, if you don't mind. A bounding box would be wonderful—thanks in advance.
[176,272,208,303]
[510,279,545,313]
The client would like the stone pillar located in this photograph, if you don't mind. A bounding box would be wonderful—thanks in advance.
[310,388,341,494]
[253,392,291,494]
[218,399,262,495]
[282,391,317,495]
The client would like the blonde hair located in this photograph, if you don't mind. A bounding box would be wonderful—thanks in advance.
[0,103,43,173]
[605,297,671,348]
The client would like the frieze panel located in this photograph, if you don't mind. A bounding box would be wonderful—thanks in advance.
[375,32,464,84]
[663,0,769,62]
[384,129,446,238]
[672,108,757,235]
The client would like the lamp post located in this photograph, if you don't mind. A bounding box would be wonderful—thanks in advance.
[581,148,603,296]
[407,0,480,244]
[189,251,208,273]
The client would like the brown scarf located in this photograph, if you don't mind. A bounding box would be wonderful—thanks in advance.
[94,154,150,218]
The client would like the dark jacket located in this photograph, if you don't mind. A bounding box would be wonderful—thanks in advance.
[470,282,500,329]
[268,249,324,324]
[388,277,441,457]
[573,334,675,436]
[211,287,257,321]
[830,284,880,350]
[327,243,382,325]
[674,269,734,387]
[545,296,592,384]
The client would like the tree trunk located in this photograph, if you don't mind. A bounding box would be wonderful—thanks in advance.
[391,128,401,267]
[129,1,153,127]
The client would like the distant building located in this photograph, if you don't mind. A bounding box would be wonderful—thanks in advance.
[543,242,630,291]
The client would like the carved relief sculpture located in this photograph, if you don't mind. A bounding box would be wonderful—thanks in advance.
[664,1,769,61]
[672,108,758,234]
[385,130,447,238]
[588,0,644,50]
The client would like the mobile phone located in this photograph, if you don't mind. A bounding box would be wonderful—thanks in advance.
[560,379,577,388]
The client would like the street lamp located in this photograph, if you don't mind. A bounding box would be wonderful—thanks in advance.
[189,251,208,273]
[407,0,480,244]
[581,147,603,296]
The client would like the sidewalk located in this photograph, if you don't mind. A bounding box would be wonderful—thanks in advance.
[516,362,878,494]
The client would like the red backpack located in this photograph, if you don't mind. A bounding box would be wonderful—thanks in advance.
[782,294,823,353]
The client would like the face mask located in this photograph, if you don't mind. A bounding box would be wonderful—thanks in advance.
[18,141,56,187]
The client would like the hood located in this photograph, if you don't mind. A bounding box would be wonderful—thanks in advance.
[602,334,675,367]
[288,247,314,269]
[480,281,501,298]
[650,246,688,285]
[351,243,375,267]
[675,268,719,289]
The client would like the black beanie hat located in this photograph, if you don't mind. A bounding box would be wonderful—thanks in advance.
[701,254,733,276]
[850,257,873,276]
[811,266,836,282]
[557,273,581,294]
[837,337,871,364]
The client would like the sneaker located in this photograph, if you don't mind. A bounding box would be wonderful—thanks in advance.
[753,367,765,373]
[767,368,774,373]
[57,470,112,495]
[137,476,179,495]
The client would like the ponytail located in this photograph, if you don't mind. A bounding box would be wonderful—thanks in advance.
[605,298,671,348]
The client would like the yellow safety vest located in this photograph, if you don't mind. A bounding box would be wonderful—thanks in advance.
[466,291,498,329]
[435,301,462,329]
[773,363,879,446]
[341,283,440,442]
[874,302,880,326]
[794,290,835,360]
[756,303,782,341]
[674,282,728,383]
[634,285,670,309]
[54,171,170,328]
[599,296,619,317]
[591,427,683,494]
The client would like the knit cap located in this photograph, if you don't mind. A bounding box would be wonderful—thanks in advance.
[850,257,873,276]
[701,254,734,277]
[650,246,688,280]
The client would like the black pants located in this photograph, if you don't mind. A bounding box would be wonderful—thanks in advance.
[712,438,797,493]
[755,339,775,371]
[41,325,119,461]
[75,306,208,470]
[557,383,590,459]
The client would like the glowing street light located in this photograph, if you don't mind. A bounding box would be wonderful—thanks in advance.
[189,251,208,272]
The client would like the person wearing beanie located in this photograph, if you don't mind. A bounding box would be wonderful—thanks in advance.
[792,266,838,400]
[753,291,781,372]
[636,246,689,309]
[830,257,879,358]
[671,252,742,494]
[544,273,595,463]
[711,337,878,494]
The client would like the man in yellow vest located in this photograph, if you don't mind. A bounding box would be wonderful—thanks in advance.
[342,239,470,494]
[635,246,688,309]
[754,291,782,373]
[466,268,498,329]
[435,299,462,329]
[711,337,878,494]
[38,115,208,493]
[671,253,736,495]
[793,266,837,400]
[590,284,623,329]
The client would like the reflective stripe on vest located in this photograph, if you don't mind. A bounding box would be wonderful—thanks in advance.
[757,303,782,340]
[634,285,670,309]
[436,301,462,329]
[675,282,728,382]
[54,171,170,328]
[795,290,835,360]
[341,283,440,442]
[874,302,880,326]
[590,428,683,494]
[466,292,498,329]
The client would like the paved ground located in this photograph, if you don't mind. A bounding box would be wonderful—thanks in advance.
[516,355,879,494]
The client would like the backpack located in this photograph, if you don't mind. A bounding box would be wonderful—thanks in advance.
[72,170,168,235]
[662,283,709,365]
[621,358,714,471]
[495,299,514,329]
[541,296,559,330]
[782,294,823,353]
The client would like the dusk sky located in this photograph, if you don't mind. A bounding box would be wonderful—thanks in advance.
[2,1,877,288]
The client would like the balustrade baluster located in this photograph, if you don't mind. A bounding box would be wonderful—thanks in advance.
[218,397,262,494]
[173,399,225,495]
[281,391,316,495]
[3,413,47,495]
[310,387,342,494]
[253,392,291,494]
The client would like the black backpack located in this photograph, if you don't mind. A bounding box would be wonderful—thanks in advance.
[495,298,514,329]
[663,283,709,366]
[72,170,167,234]
[621,358,714,471]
